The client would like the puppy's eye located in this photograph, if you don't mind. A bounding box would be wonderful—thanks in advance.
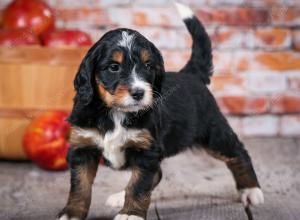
[145,62,153,70]
[108,63,121,72]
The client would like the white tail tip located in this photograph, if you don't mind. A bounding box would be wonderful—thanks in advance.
[175,2,193,19]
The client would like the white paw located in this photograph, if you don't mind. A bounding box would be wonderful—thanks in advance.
[58,214,81,220]
[105,191,125,208]
[239,187,264,206]
[114,214,144,220]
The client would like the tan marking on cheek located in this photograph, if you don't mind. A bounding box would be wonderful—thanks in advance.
[98,84,114,107]
[114,85,130,105]
[140,49,150,63]
[112,51,124,63]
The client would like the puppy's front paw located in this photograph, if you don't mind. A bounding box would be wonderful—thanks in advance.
[57,213,81,220]
[105,191,125,208]
[114,214,144,220]
[239,187,264,206]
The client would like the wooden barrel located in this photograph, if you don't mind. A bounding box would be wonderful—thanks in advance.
[0,46,88,159]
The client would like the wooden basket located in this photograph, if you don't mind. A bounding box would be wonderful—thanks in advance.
[0,46,88,159]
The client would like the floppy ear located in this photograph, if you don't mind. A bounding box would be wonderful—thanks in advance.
[68,43,104,126]
[73,55,94,106]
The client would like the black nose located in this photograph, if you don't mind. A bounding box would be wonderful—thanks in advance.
[130,88,145,101]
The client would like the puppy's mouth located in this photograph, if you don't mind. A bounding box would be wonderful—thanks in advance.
[112,101,152,112]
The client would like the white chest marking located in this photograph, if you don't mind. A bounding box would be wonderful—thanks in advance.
[102,112,128,169]
[102,112,145,169]
[71,112,148,169]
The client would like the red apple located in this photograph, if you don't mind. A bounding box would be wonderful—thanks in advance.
[23,111,71,170]
[2,0,55,36]
[0,28,40,46]
[41,29,93,48]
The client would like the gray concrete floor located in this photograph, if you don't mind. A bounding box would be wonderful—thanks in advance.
[1,138,300,220]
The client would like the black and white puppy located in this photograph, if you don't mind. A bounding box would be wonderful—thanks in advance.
[58,3,264,220]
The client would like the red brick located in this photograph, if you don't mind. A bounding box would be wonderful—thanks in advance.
[292,30,300,50]
[196,7,269,26]
[271,94,300,113]
[280,115,300,136]
[215,27,254,49]
[235,52,300,71]
[234,51,252,72]
[271,7,300,26]
[55,8,111,25]
[216,95,269,114]
[210,74,244,92]
[134,11,149,26]
[255,52,300,71]
[242,115,279,136]
[254,28,292,50]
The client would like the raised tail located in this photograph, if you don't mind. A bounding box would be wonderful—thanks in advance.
[175,3,213,84]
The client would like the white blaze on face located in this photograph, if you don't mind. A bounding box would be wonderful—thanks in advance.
[118,31,135,51]
[117,31,153,112]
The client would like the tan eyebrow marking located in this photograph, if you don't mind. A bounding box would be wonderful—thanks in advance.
[140,49,150,63]
[112,51,124,63]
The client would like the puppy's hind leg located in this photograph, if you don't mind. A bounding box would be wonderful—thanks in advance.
[204,124,264,207]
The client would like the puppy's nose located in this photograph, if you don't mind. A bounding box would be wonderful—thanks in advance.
[130,88,145,101]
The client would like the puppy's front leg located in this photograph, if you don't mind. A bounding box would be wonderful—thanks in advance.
[58,147,100,220]
[114,166,162,220]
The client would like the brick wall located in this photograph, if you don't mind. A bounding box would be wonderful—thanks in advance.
[1,0,300,137]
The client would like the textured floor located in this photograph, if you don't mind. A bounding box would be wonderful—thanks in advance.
[1,138,300,220]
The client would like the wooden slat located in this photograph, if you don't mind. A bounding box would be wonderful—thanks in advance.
[0,63,76,110]
[0,108,52,118]
[0,46,88,65]
[0,117,29,160]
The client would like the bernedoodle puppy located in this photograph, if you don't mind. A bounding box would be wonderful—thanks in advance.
[58,3,264,220]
